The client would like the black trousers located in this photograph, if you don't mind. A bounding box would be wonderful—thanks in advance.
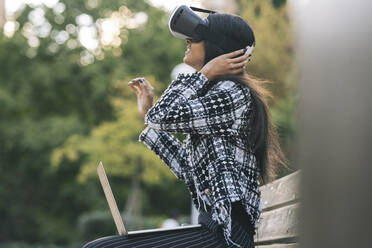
[82,211,255,248]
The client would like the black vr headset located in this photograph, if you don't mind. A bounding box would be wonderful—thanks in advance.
[168,5,255,56]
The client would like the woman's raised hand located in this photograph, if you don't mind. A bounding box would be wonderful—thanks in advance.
[199,49,250,81]
[128,77,154,117]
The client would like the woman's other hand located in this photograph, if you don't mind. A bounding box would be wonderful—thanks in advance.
[128,77,154,117]
[199,49,250,81]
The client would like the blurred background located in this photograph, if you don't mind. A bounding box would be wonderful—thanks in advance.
[0,0,297,247]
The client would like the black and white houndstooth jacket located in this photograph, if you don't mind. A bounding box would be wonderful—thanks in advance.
[138,71,261,247]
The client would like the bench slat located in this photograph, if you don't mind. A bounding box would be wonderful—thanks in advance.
[254,203,299,244]
[260,171,300,212]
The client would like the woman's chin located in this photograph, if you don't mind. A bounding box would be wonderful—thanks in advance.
[183,56,190,65]
[183,56,200,70]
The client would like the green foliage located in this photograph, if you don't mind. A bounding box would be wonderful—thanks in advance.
[0,0,186,245]
[51,77,175,184]
[0,243,64,248]
[239,0,298,173]
[77,210,116,241]
[239,0,294,99]
[272,0,287,9]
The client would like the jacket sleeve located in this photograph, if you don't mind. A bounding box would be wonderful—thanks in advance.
[144,72,252,135]
[138,126,191,182]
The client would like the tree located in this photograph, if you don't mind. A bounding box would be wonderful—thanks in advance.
[238,0,298,173]
[0,0,185,244]
[52,76,179,229]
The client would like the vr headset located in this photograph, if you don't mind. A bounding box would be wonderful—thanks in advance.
[168,5,255,56]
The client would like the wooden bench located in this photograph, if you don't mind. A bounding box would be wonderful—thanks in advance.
[254,171,300,248]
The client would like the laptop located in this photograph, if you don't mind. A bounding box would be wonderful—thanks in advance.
[97,161,201,237]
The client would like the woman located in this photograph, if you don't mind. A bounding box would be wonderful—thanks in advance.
[83,13,287,248]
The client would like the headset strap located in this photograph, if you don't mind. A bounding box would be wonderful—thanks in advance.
[190,6,216,14]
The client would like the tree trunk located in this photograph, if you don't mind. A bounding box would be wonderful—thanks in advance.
[124,159,143,230]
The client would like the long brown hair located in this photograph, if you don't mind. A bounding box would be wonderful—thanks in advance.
[202,13,288,183]
[219,74,289,183]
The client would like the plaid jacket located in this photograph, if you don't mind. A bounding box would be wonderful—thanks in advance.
[139,72,261,247]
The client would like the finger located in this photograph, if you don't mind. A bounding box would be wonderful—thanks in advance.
[133,78,154,94]
[128,83,140,94]
[231,66,246,74]
[231,63,247,72]
[231,59,249,69]
[139,78,154,91]
[228,52,250,63]
[130,78,154,96]
[224,49,245,59]
[128,78,141,86]
[132,78,143,85]
[128,80,139,89]
[129,77,146,87]
[130,78,147,91]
